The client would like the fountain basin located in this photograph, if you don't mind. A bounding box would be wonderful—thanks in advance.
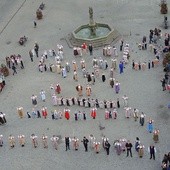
[69,23,120,48]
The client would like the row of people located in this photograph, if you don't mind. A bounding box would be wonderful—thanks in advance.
[0,134,159,158]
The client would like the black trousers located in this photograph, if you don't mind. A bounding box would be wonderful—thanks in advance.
[150,153,155,160]
[127,149,132,157]
[65,143,70,151]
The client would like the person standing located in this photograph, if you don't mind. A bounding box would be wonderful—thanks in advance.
[76,84,83,96]
[114,140,122,155]
[41,106,48,119]
[93,142,100,154]
[82,136,89,152]
[133,108,139,121]
[34,21,37,28]
[51,135,59,150]
[115,81,120,94]
[64,108,70,120]
[117,98,120,108]
[29,50,34,62]
[148,60,151,69]
[9,135,15,148]
[65,136,70,151]
[125,140,133,157]
[101,73,106,82]
[139,112,146,126]
[72,137,79,151]
[30,134,38,148]
[34,42,39,57]
[91,107,97,119]
[42,134,48,148]
[122,95,128,108]
[119,61,124,74]
[40,90,46,102]
[88,44,93,55]
[17,107,24,118]
[12,64,17,75]
[161,78,166,91]
[148,145,156,160]
[86,84,92,96]
[105,140,111,155]
[18,135,25,147]
[138,145,145,158]
[147,118,154,133]
[0,135,3,147]
[31,95,37,106]
[153,129,159,143]
[55,84,61,94]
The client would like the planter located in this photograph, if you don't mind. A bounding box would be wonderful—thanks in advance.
[0,64,9,77]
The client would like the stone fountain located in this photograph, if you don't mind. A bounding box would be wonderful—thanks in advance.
[68,7,120,48]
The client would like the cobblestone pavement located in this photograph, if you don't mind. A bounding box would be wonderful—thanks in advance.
[0,0,170,170]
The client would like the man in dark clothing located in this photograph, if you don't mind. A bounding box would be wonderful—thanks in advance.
[65,137,70,151]
[88,44,93,55]
[149,145,156,160]
[12,64,17,75]
[161,78,166,91]
[34,43,39,57]
[82,137,89,152]
[105,140,111,155]
[126,141,133,157]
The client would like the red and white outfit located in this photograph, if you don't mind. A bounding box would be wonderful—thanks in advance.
[41,107,48,119]
[64,108,70,120]
[91,108,97,119]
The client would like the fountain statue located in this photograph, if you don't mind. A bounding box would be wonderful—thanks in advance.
[69,7,120,47]
[89,7,96,36]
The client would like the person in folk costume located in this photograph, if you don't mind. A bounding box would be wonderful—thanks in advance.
[51,135,59,150]
[17,107,24,118]
[31,108,36,118]
[9,135,15,148]
[58,110,63,119]
[139,112,146,126]
[153,129,159,143]
[61,67,67,78]
[72,61,77,71]
[106,100,110,109]
[80,58,86,69]
[115,81,120,94]
[73,70,78,81]
[133,108,139,121]
[112,108,117,119]
[93,142,100,154]
[0,135,3,147]
[64,108,70,120]
[147,118,154,133]
[105,109,110,120]
[62,98,66,106]
[110,67,114,78]
[86,84,92,96]
[31,134,38,148]
[92,57,98,67]
[122,95,128,108]
[18,135,25,147]
[88,44,93,55]
[120,138,127,152]
[42,134,48,148]
[89,135,96,149]
[41,106,48,119]
[111,58,117,70]
[138,144,145,158]
[50,84,55,96]
[56,64,61,74]
[76,84,83,96]
[82,42,87,55]
[84,98,89,108]
[99,100,104,109]
[31,95,37,106]
[72,137,79,151]
[40,90,46,102]
[91,107,97,119]
[114,140,122,155]
[78,111,82,120]
[135,137,140,152]
[55,84,61,94]
[125,107,132,118]
[52,94,57,106]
